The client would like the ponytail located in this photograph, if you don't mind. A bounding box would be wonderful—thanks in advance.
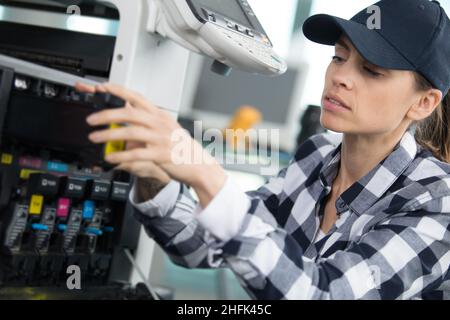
[414,73,450,163]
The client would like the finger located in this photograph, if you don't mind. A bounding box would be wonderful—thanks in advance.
[75,82,96,93]
[101,83,159,113]
[86,106,156,128]
[116,160,160,172]
[89,126,158,145]
[115,161,171,181]
[95,84,108,93]
[126,141,145,150]
[104,148,159,164]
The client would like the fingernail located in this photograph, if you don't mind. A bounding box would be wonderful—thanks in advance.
[89,133,100,142]
[86,114,98,124]
[105,154,115,162]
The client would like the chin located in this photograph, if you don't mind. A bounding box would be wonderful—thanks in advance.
[320,112,347,133]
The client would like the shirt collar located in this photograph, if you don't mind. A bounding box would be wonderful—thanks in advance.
[318,129,418,216]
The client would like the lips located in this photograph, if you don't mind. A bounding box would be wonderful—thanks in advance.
[324,93,351,110]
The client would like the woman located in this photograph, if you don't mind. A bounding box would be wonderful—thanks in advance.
[77,0,450,299]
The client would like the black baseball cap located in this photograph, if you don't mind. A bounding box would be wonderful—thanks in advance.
[303,0,450,95]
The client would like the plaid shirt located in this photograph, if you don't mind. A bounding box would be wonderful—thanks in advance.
[130,129,450,300]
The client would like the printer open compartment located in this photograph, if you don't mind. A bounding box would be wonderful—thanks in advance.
[0,13,151,296]
[0,66,148,298]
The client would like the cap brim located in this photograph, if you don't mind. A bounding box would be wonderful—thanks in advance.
[303,14,415,71]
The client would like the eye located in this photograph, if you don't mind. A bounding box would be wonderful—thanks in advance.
[363,66,383,77]
[332,55,344,63]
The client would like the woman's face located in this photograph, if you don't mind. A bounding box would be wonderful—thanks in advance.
[321,35,420,135]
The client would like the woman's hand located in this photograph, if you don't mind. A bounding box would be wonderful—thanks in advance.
[75,82,227,208]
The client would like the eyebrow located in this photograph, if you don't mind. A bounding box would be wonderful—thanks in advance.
[335,39,350,51]
[334,38,389,74]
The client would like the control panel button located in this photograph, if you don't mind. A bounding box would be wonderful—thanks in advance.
[64,177,87,199]
[14,76,30,91]
[56,198,71,218]
[43,83,58,98]
[28,173,61,197]
[82,200,95,220]
[31,223,49,231]
[69,90,82,102]
[111,182,130,202]
[85,227,103,236]
[90,180,111,200]
[19,157,42,169]
[103,226,114,233]
[20,169,42,180]
[29,195,44,215]
[1,153,13,165]
[47,161,69,173]
[208,13,216,22]
[235,25,245,33]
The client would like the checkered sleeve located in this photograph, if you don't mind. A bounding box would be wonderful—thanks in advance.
[130,165,290,269]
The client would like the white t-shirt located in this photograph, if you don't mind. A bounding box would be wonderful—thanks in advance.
[314,229,327,243]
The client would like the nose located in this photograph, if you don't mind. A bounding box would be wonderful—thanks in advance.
[330,62,354,91]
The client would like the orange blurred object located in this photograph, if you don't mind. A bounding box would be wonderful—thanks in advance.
[224,105,263,150]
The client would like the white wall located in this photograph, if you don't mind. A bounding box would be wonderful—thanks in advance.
[247,0,299,58]
[442,2,450,14]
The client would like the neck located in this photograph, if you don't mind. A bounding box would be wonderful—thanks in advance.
[335,127,408,192]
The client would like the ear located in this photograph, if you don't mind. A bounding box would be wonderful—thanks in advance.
[407,89,443,121]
